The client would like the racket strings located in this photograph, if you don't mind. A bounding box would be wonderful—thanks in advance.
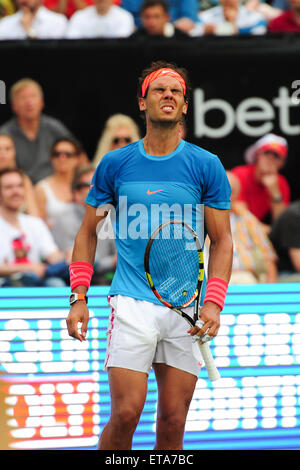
[149,222,199,306]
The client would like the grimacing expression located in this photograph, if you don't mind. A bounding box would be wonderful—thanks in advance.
[139,75,187,125]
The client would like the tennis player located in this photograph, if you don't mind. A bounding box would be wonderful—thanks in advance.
[66,60,233,450]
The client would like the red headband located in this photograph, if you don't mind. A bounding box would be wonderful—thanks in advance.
[141,68,186,98]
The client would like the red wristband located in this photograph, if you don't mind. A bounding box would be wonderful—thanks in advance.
[203,277,228,311]
[69,262,94,292]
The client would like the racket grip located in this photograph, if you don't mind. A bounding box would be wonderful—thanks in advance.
[199,342,221,381]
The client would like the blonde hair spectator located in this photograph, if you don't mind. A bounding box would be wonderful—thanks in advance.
[93,113,141,166]
[9,78,44,103]
[0,77,74,184]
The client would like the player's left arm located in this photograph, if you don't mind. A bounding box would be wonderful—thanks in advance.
[191,206,233,339]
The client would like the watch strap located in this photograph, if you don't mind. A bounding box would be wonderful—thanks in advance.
[76,293,87,301]
[69,293,88,305]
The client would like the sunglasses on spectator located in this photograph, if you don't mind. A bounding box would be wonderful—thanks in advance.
[51,150,78,158]
[112,137,132,145]
[74,182,91,190]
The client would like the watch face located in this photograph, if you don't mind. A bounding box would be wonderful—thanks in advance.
[69,294,76,304]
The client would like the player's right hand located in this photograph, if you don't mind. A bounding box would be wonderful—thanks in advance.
[66,302,89,342]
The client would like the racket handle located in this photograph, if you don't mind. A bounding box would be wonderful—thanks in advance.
[199,342,221,381]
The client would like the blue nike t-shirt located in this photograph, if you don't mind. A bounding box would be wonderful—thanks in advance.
[86,139,231,305]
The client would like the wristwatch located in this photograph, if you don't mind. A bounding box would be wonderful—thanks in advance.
[271,194,283,203]
[69,293,88,305]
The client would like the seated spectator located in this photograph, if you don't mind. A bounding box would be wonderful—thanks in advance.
[65,0,135,38]
[130,0,190,39]
[231,133,290,232]
[0,168,68,287]
[93,113,140,166]
[34,137,81,227]
[268,0,300,32]
[0,0,16,18]
[52,164,117,284]
[0,133,39,216]
[269,200,300,282]
[0,0,68,39]
[226,171,278,284]
[122,0,199,32]
[43,0,94,19]
[244,0,282,21]
[191,0,267,35]
[43,0,122,19]
[0,78,73,184]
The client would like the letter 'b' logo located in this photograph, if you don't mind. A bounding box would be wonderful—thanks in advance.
[0,81,6,104]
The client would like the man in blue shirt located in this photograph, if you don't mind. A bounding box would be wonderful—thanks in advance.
[66,60,233,450]
[122,0,199,28]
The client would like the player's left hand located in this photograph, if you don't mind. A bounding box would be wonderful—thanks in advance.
[66,301,89,342]
[188,301,221,343]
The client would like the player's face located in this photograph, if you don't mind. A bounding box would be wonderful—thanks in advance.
[0,172,25,211]
[12,84,44,121]
[139,75,187,125]
[0,136,16,169]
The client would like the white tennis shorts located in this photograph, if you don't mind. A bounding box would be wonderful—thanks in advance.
[104,295,203,377]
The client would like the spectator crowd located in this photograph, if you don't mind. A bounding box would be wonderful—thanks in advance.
[0,0,300,287]
[0,0,300,38]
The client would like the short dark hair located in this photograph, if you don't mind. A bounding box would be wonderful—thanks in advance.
[137,60,191,103]
[50,136,83,156]
[0,167,24,189]
[140,0,170,14]
[72,164,95,191]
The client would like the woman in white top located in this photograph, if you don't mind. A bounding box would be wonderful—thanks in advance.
[35,137,81,227]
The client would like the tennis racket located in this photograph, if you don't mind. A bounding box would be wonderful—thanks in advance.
[144,220,220,381]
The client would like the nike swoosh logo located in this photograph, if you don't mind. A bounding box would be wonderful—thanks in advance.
[147,189,164,195]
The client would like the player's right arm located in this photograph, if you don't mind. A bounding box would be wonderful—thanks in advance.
[66,204,107,341]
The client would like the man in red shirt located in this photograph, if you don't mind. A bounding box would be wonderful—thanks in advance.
[232,133,290,232]
[268,0,300,32]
